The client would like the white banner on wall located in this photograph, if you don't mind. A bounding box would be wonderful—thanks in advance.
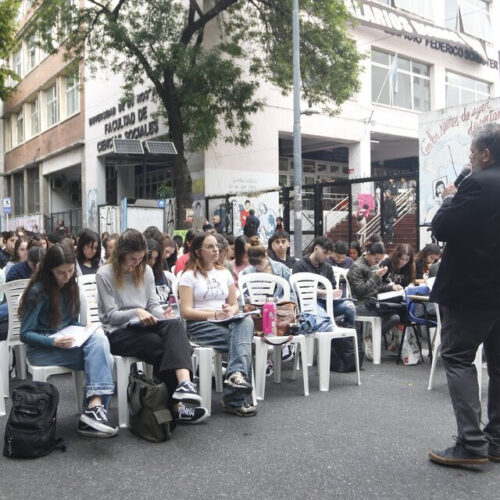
[419,97,500,225]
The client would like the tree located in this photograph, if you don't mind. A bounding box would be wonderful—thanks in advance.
[0,0,20,101]
[29,0,362,226]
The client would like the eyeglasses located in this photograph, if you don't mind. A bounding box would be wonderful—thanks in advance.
[202,244,222,251]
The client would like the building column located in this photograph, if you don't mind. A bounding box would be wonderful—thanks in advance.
[348,133,371,210]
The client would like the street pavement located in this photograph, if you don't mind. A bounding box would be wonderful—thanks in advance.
[1,351,498,499]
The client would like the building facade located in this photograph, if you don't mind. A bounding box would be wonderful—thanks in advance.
[1,0,499,235]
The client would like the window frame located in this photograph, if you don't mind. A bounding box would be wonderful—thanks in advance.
[445,70,491,107]
[45,83,58,128]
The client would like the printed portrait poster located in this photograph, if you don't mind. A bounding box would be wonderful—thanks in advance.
[419,97,500,225]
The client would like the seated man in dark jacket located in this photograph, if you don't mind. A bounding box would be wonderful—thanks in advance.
[293,236,355,327]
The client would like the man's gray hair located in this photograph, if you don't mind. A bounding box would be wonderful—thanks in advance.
[472,123,500,163]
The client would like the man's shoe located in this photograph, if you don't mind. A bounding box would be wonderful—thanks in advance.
[173,380,202,404]
[221,401,257,417]
[77,420,118,438]
[266,361,274,377]
[223,371,252,394]
[428,443,488,466]
[80,405,118,436]
[176,403,208,424]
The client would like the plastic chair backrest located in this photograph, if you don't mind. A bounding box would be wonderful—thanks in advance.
[0,279,30,344]
[331,265,352,298]
[405,284,430,321]
[238,273,291,305]
[289,273,334,321]
[77,274,100,325]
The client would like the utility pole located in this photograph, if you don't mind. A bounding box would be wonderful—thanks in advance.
[292,0,302,258]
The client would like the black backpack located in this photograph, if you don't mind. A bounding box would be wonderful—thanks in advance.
[243,218,256,237]
[3,381,66,458]
[330,323,364,373]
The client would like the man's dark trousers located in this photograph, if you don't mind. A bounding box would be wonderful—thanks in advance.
[440,304,500,456]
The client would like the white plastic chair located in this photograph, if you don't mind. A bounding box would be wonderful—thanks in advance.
[335,266,384,365]
[78,274,146,427]
[24,287,86,412]
[427,303,483,400]
[0,280,30,399]
[290,273,361,392]
[0,366,5,416]
[239,272,309,400]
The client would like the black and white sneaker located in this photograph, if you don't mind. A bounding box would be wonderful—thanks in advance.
[223,371,253,394]
[173,380,202,404]
[221,401,257,417]
[176,403,209,424]
[80,405,118,436]
[281,344,295,362]
[77,420,118,438]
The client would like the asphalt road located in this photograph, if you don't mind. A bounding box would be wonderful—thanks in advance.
[0,352,498,500]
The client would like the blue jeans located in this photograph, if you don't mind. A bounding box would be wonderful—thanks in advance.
[26,331,115,410]
[187,317,254,407]
[333,300,356,327]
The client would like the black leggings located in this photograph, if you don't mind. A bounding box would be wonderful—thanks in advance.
[107,319,193,405]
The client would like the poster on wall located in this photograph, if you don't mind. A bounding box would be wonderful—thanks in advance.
[419,97,500,225]
[228,192,280,244]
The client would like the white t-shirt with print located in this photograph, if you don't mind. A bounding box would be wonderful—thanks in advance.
[179,268,234,310]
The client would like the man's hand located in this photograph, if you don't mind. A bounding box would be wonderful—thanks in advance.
[442,183,457,198]
[376,266,388,277]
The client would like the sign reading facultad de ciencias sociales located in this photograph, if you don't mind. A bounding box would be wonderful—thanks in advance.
[88,88,160,153]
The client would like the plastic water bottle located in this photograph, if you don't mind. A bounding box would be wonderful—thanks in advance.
[262,297,277,336]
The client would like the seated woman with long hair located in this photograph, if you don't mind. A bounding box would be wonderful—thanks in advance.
[19,243,117,438]
[96,229,207,424]
[380,243,416,288]
[179,232,256,417]
[76,229,101,276]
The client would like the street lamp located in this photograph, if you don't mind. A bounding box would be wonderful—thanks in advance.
[292,0,302,258]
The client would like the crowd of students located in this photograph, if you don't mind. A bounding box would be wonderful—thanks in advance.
[0,223,441,439]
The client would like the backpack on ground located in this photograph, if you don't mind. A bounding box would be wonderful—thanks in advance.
[330,323,364,373]
[3,381,65,458]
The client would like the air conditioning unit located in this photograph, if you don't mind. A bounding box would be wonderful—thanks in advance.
[70,191,81,203]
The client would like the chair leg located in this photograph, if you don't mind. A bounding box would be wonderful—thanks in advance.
[298,337,309,396]
[317,334,332,392]
[274,345,282,383]
[372,318,382,365]
[214,352,224,393]
[253,339,268,401]
[428,343,440,390]
[474,345,483,402]
[72,371,85,413]
[13,344,27,380]
[0,372,5,416]
[305,335,315,367]
[0,343,8,398]
[353,333,361,386]
[115,357,133,428]
[397,325,407,364]
[195,347,213,416]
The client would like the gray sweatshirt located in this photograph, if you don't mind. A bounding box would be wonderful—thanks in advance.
[96,263,164,333]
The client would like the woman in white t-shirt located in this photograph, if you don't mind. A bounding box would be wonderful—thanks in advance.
[179,232,256,417]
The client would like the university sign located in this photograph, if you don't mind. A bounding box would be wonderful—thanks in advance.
[344,0,498,69]
[88,88,160,153]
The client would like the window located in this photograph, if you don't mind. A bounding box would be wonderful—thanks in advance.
[13,173,24,216]
[26,36,37,72]
[31,98,39,136]
[445,0,492,41]
[46,84,58,127]
[16,110,24,144]
[4,120,12,152]
[445,71,490,107]
[14,48,22,77]
[27,168,40,213]
[371,49,431,112]
[66,72,79,116]
[394,0,433,20]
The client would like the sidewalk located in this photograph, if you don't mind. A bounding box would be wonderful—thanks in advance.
[1,354,498,499]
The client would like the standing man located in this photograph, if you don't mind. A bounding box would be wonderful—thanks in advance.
[243,209,260,237]
[382,190,397,244]
[428,123,500,467]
